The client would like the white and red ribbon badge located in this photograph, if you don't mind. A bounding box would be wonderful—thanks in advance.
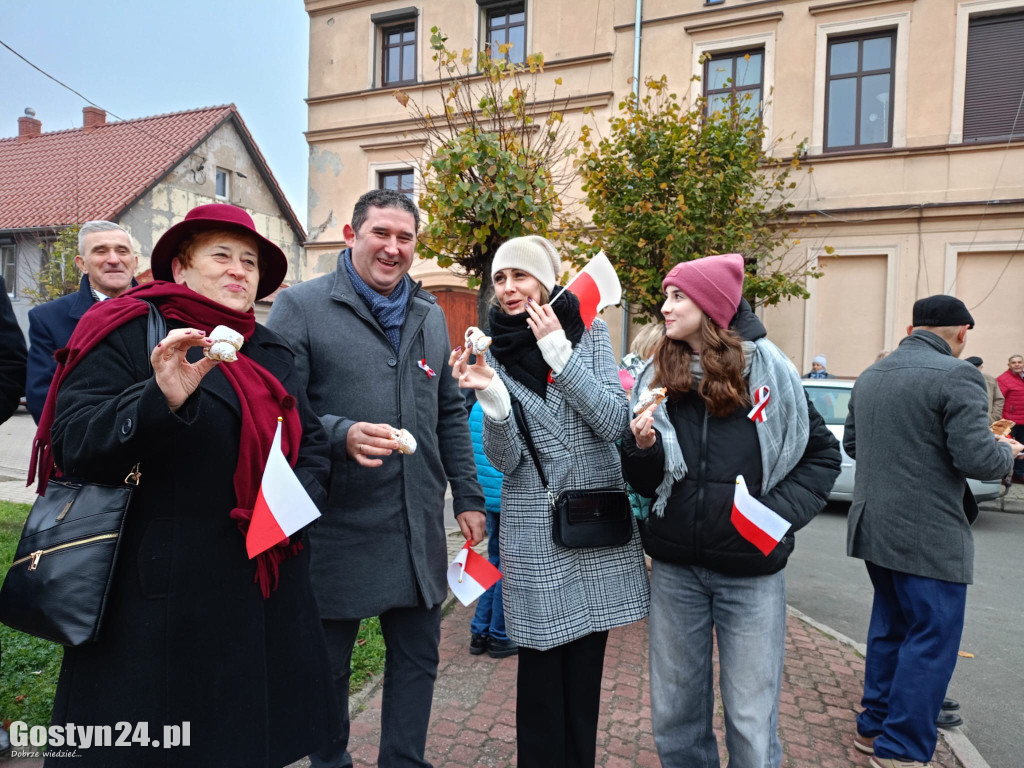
[747,385,770,423]
[418,358,436,378]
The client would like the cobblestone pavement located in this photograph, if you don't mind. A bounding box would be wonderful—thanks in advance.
[306,600,962,768]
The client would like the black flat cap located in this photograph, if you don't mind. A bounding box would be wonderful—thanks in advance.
[912,295,975,329]
[965,356,983,367]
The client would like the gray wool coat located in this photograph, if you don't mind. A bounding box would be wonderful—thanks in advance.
[844,330,1014,584]
[483,319,650,651]
[267,252,485,619]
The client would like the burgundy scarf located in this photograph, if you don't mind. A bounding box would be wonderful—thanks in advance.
[28,281,304,598]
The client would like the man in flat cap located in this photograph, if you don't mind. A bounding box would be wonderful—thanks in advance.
[843,295,1022,768]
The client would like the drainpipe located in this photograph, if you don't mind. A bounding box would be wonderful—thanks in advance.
[622,0,643,357]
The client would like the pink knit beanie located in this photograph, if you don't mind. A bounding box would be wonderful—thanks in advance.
[662,254,745,328]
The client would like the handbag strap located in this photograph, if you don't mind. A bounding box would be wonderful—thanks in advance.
[511,398,550,490]
[143,300,167,368]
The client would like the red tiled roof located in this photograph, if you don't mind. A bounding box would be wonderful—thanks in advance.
[0,105,302,239]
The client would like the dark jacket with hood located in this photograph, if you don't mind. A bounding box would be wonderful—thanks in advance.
[621,301,840,576]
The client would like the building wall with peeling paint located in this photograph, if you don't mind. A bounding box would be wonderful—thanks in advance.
[121,121,304,283]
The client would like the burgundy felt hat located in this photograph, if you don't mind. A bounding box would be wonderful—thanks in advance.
[150,203,288,301]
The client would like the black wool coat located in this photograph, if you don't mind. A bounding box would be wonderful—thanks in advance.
[46,315,339,768]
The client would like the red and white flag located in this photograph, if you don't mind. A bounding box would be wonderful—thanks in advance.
[560,251,622,329]
[447,541,502,606]
[246,418,322,559]
[730,475,791,557]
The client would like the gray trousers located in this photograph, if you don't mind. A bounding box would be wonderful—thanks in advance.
[311,603,442,768]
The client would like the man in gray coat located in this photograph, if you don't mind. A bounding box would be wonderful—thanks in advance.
[267,189,485,768]
[843,295,1021,768]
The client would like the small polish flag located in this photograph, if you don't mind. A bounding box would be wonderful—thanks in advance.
[447,541,502,606]
[246,418,322,559]
[559,251,622,329]
[730,475,791,557]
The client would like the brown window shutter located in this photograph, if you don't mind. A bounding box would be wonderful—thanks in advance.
[963,12,1024,143]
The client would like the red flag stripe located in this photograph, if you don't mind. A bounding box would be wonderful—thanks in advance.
[247,485,288,558]
[568,271,600,329]
[730,503,779,556]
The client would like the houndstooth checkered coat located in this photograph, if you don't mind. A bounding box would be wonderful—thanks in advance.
[483,319,650,650]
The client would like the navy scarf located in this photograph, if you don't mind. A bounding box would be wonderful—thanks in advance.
[345,251,410,352]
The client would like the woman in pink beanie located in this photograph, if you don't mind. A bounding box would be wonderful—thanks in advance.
[621,253,841,768]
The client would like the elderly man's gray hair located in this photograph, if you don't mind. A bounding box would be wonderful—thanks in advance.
[78,221,131,254]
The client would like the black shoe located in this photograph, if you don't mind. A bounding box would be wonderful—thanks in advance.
[487,637,519,659]
[942,697,960,711]
[937,710,964,729]
[470,633,490,655]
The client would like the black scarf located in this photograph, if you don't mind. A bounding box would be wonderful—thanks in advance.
[489,286,586,398]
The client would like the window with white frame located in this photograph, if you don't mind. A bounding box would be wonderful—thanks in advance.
[963,10,1024,142]
[692,32,776,144]
[482,1,526,64]
[378,168,416,200]
[373,8,417,87]
[824,31,896,151]
[704,48,764,118]
[0,244,15,295]
[215,168,230,200]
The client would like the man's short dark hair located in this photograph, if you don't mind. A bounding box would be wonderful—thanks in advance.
[351,189,420,235]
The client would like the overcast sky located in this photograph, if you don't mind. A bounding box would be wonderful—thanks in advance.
[1,0,311,224]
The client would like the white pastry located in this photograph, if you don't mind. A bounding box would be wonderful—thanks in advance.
[465,326,492,354]
[633,387,667,415]
[391,427,417,455]
[204,325,244,362]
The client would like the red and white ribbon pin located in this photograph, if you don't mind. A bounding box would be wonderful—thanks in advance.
[747,385,770,423]
[418,358,436,378]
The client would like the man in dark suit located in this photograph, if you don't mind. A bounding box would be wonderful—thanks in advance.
[844,295,1021,768]
[0,275,27,425]
[26,221,137,422]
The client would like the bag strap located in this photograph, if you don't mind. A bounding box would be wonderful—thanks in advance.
[511,398,550,490]
[142,300,167,367]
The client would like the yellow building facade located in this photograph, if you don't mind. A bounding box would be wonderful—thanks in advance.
[305,0,1024,375]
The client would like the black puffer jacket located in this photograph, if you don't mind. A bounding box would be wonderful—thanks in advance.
[621,304,840,576]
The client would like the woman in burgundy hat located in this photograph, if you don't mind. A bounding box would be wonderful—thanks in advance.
[30,203,338,767]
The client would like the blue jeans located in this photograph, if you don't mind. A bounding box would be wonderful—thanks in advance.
[649,561,786,768]
[857,562,966,763]
[469,511,508,641]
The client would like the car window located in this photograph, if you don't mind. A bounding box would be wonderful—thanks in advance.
[804,387,852,425]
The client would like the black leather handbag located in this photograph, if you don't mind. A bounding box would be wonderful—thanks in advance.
[511,400,632,549]
[0,301,164,646]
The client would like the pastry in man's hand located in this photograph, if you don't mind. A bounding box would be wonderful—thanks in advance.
[203,325,244,362]
[465,326,492,355]
[991,418,1015,437]
[391,427,417,455]
[633,387,667,415]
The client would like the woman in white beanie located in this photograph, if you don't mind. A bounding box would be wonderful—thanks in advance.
[450,235,649,768]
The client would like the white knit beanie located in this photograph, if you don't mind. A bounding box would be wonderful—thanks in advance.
[491,236,561,291]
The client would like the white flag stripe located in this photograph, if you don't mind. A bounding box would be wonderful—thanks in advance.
[261,422,321,535]
[734,476,791,541]
[446,548,489,606]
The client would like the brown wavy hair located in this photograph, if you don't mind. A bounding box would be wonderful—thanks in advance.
[653,315,749,417]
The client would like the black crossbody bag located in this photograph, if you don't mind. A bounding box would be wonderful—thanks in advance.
[0,302,165,646]
[511,399,632,549]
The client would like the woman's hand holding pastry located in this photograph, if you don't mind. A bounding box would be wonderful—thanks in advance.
[630,405,658,450]
[448,346,495,391]
[151,328,218,412]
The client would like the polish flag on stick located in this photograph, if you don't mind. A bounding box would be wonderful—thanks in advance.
[730,475,791,557]
[246,418,322,559]
[447,541,502,606]
[553,251,622,329]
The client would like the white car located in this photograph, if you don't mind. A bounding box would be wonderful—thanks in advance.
[801,378,1002,503]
